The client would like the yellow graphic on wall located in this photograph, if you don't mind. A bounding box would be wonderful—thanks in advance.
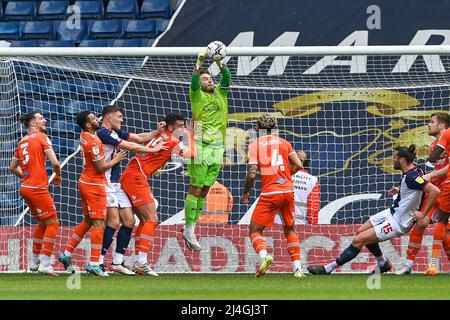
[225,89,448,175]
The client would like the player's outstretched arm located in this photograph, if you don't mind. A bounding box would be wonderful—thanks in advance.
[241,164,258,204]
[128,121,166,144]
[190,48,208,96]
[45,149,62,185]
[119,139,167,154]
[9,158,23,179]
[216,60,230,93]
[424,163,449,181]
[94,150,128,173]
[413,182,441,220]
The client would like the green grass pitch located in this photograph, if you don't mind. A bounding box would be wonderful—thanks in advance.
[1,273,450,299]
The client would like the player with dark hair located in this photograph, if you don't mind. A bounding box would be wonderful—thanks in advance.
[308,145,441,275]
[397,112,450,275]
[120,112,196,276]
[181,47,231,251]
[82,103,165,275]
[59,111,128,276]
[10,111,61,275]
[424,112,450,275]
[241,113,305,278]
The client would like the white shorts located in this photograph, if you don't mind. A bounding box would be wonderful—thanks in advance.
[369,210,405,242]
[105,183,132,208]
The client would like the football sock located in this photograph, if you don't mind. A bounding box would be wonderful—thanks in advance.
[41,221,59,259]
[184,194,198,225]
[336,244,361,267]
[430,221,446,265]
[66,220,90,254]
[134,222,144,256]
[286,233,301,262]
[195,197,206,221]
[406,225,424,262]
[365,243,386,266]
[100,225,117,259]
[113,225,133,264]
[137,221,156,256]
[32,223,46,256]
[89,226,104,265]
[250,232,267,258]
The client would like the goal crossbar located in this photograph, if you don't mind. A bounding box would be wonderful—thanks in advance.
[2,45,450,57]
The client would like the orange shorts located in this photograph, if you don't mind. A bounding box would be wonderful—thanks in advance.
[251,192,295,227]
[78,181,107,220]
[20,186,57,221]
[120,171,154,207]
[438,183,450,213]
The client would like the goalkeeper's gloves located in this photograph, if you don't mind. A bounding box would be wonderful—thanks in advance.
[196,48,208,69]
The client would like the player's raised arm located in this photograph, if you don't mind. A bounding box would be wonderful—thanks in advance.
[423,163,449,181]
[118,139,167,154]
[128,121,166,144]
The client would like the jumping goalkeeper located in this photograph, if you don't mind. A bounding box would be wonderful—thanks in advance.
[182,46,231,251]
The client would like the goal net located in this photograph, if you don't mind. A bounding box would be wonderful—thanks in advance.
[1,46,450,273]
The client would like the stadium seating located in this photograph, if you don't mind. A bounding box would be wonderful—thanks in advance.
[4,1,36,21]
[0,21,20,40]
[0,0,175,46]
[57,19,89,43]
[22,21,55,40]
[74,0,104,20]
[38,40,74,46]
[112,38,142,46]
[141,0,172,18]
[105,0,138,19]
[64,100,101,115]
[90,19,122,38]
[38,1,68,20]
[155,18,169,35]
[123,19,156,38]
[79,39,112,47]
[10,39,38,47]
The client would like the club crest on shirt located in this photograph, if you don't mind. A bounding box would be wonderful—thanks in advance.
[415,176,425,184]
[110,131,119,140]
[92,146,100,155]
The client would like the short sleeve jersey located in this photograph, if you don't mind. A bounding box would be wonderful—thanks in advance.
[248,135,295,196]
[391,166,427,231]
[128,130,184,178]
[437,127,450,181]
[96,127,129,183]
[79,131,106,185]
[14,131,53,188]
[429,139,449,187]
[190,82,228,147]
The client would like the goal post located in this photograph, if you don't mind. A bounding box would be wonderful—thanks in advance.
[1,45,450,273]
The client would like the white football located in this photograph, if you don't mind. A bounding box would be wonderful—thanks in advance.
[207,41,227,61]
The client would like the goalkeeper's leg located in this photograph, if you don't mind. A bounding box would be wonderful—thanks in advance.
[183,162,208,251]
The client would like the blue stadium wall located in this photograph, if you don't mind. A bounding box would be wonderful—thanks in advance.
[16,0,450,226]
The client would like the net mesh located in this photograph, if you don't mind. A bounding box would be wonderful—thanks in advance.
[1,52,449,273]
